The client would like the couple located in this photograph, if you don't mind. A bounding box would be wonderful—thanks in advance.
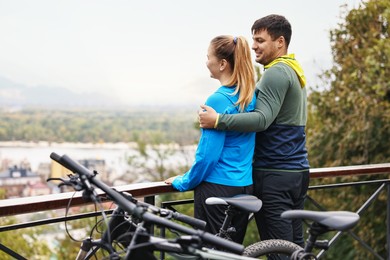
[164,14,310,257]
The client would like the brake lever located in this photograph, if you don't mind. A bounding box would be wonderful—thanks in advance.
[47,177,66,182]
[47,175,85,191]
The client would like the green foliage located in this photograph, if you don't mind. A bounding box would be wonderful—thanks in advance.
[53,204,124,259]
[0,108,200,145]
[243,218,260,247]
[307,174,388,259]
[307,0,390,167]
[306,1,390,258]
[0,213,53,259]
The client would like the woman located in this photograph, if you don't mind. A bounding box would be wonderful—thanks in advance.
[165,35,256,243]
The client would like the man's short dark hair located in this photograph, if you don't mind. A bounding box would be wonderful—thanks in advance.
[251,14,292,47]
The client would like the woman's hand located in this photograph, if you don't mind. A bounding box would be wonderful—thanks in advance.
[164,176,177,185]
[198,105,218,128]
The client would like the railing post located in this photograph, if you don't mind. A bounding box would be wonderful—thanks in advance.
[387,182,390,260]
[144,195,155,236]
[0,244,27,260]
[144,195,155,206]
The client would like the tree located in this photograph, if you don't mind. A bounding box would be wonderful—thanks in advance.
[306,1,390,258]
[307,0,390,168]
[0,190,53,259]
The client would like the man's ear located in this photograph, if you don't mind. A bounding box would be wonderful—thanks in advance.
[277,36,285,49]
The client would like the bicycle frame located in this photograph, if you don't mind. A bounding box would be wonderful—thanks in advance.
[49,152,256,260]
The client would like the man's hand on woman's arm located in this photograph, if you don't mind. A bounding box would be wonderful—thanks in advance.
[198,105,218,129]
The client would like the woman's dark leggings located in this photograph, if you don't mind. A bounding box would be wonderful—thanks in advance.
[194,182,253,244]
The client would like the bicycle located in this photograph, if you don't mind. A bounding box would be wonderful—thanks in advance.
[205,195,302,258]
[232,208,360,259]
[74,192,208,260]
[48,152,258,260]
[280,210,360,259]
[204,195,359,259]
[48,152,360,259]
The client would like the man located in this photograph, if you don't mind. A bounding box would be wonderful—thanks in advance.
[198,14,310,256]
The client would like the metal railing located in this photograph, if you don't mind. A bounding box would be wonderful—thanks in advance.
[0,163,389,259]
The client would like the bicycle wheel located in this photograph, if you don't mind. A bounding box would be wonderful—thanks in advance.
[243,239,302,258]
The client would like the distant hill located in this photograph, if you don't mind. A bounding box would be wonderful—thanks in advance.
[0,76,124,109]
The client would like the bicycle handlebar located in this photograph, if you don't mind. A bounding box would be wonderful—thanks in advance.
[171,211,206,230]
[133,197,206,231]
[50,152,244,255]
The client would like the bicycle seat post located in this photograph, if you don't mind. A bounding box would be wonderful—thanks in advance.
[218,205,237,239]
[304,222,328,253]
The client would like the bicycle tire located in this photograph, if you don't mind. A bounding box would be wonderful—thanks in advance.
[243,239,302,258]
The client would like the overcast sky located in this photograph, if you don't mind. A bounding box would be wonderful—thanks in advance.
[0,0,361,107]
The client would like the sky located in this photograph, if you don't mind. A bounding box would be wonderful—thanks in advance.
[0,0,362,107]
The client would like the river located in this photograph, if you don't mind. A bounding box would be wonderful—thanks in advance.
[0,141,196,177]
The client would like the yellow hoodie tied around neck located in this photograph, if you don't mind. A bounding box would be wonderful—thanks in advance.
[264,53,306,88]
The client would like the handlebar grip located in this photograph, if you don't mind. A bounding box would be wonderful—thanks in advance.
[50,152,93,177]
[50,152,77,173]
[172,212,206,230]
[50,152,61,162]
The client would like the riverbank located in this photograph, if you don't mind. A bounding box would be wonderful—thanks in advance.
[0,141,138,149]
[0,141,196,174]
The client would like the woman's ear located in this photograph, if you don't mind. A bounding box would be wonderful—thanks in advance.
[220,59,227,71]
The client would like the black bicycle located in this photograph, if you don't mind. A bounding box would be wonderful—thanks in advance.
[202,194,359,259]
[204,194,303,258]
[48,152,258,260]
[48,152,360,259]
[279,210,360,259]
[74,192,208,260]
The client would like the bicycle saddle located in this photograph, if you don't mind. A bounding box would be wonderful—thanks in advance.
[205,194,262,213]
[281,210,360,231]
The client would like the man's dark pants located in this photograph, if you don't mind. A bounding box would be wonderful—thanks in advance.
[253,169,310,259]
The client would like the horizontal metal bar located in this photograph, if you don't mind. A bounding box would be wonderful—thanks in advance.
[0,209,114,232]
[309,179,390,190]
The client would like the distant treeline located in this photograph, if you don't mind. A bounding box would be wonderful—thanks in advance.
[0,108,200,145]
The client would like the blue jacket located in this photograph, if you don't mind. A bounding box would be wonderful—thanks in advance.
[172,86,256,191]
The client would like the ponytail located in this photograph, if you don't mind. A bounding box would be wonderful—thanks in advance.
[210,35,255,111]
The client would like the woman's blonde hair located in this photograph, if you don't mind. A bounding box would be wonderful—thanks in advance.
[210,35,255,112]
